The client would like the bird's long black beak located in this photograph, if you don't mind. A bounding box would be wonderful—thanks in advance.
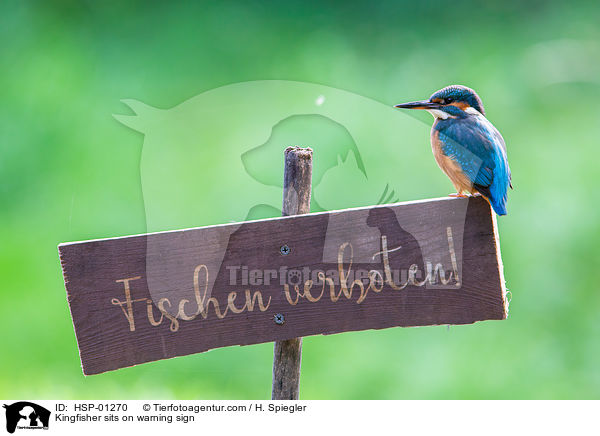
[394,100,441,110]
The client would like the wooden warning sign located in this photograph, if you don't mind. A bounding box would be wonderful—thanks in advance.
[58,195,507,375]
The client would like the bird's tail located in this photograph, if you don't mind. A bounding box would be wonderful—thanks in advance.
[490,196,507,216]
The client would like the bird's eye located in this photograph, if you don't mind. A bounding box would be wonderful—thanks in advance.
[445,97,453,104]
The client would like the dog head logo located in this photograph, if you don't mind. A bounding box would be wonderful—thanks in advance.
[113,80,458,313]
[3,402,50,433]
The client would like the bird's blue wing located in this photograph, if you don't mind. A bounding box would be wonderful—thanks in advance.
[436,115,511,215]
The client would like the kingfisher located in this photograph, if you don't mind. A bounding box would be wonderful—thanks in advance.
[394,85,512,215]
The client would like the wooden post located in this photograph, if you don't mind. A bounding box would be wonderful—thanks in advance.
[271,146,313,400]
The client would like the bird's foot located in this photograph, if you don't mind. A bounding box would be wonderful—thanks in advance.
[448,193,468,198]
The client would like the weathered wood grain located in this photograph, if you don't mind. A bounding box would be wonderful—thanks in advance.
[58,195,507,375]
[272,146,312,400]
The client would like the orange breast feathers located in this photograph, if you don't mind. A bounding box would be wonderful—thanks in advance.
[430,130,476,195]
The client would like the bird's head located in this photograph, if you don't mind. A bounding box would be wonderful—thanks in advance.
[394,85,485,119]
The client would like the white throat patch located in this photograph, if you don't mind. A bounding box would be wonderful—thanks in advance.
[426,109,451,119]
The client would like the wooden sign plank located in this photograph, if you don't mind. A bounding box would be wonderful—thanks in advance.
[58,195,507,375]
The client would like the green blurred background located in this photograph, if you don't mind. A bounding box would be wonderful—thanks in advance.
[1,0,599,399]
